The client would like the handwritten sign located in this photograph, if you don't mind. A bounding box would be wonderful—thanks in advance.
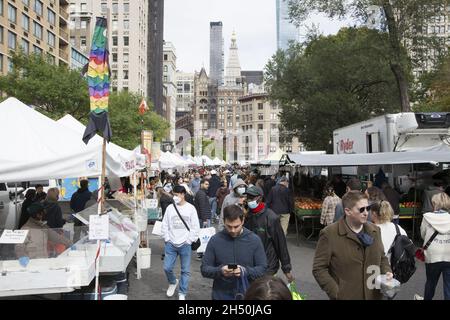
[145,199,158,209]
[0,230,29,244]
[89,215,109,240]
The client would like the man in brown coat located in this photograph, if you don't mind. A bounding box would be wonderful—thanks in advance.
[312,190,393,300]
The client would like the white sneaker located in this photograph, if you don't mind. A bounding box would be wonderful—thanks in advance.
[414,294,424,300]
[166,279,179,297]
[179,293,186,300]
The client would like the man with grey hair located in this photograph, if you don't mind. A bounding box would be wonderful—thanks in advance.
[266,176,294,235]
[219,178,247,231]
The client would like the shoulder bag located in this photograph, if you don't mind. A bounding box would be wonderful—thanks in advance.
[173,203,201,251]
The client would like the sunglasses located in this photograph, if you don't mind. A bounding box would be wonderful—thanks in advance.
[358,205,371,213]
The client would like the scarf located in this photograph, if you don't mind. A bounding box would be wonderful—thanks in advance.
[251,202,265,215]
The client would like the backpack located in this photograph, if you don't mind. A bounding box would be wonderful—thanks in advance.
[388,223,417,284]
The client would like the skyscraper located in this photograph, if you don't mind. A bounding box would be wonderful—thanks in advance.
[276,0,300,50]
[209,21,224,86]
[148,0,164,115]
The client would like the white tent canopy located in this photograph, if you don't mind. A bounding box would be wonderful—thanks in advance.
[264,148,285,162]
[284,151,450,167]
[158,151,188,169]
[57,114,146,170]
[0,97,138,183]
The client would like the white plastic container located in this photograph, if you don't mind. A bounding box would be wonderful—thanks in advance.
[103,294,128,300]
[137,247,151,269]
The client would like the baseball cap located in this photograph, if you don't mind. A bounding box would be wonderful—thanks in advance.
[244,186,264,197]
[279,176,289,183]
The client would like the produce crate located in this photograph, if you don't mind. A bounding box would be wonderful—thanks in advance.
[399,207,419,215]
[296,208,321,217]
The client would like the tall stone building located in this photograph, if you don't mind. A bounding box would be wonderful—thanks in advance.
[239,92,280,161]
[69,0,148,96]
[163,41,176,142]
[0,0,70,74]
[209,21,224,86]
[193,68,211,138]
[148,0,163,114]
[175,71,194,113]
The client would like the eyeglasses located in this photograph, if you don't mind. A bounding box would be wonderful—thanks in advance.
[358,205,371,213]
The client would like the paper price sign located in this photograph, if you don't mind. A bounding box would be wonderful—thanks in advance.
[89,215,109,240]
[0,230,29,244]
[146,199,158,209]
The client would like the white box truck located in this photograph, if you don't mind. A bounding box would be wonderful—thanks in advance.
[333,112,450,154]
[332,112,450,189]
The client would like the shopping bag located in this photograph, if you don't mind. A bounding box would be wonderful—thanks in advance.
[235,270,250,300]
[287,281,304,300]
[196,227,216,253]
[151,221,163,236]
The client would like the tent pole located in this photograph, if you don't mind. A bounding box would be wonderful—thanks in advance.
[14,183,18,229]
[94,137,107,300]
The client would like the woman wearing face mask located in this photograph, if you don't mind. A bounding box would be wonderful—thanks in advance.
[218,179,248,231]
[243,186,295,284]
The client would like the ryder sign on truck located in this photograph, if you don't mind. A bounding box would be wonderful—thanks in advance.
[333,112,450,155]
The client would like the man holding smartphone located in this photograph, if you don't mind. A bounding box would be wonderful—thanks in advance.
[201,204,267,300]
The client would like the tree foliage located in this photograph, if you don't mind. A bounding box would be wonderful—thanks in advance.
[265,27,403,151]
[0,51,89,120]
[287,0,449,112]
[107,91,170,150]
[415,53,450,112]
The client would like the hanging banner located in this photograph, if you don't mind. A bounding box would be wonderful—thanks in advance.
[141,130,153,166]
[151,142,161,162]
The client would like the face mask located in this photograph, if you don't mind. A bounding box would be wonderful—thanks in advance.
[237,187,246,195]
[173,196,181,204]
[248,200,258,209]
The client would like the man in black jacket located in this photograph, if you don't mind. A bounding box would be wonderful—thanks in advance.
[244,186,294,284]
[266,176,294,235]
[263,175,276,200]
[195,179,211,227]
[207,170,222,221]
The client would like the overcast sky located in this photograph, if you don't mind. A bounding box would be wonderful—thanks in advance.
[164,0,354,74]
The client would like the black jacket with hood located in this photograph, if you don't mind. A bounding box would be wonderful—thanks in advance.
[244,205,292,275]
[195,188,212,221]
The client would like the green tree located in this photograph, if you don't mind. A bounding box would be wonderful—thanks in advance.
[415,53,450,112]
[287,0,448,112]
[265,27,403,151]
[0,51,89,120]
[108,91,170,150]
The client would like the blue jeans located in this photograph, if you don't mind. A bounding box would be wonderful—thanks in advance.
[209,197,217,219]
[163,242,192,295]
[424,261,450,300]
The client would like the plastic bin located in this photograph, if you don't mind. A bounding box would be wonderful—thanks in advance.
[103,294,128,300]
[137,247,151,269]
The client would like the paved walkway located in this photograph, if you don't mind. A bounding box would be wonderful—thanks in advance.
[127,224,444,300]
